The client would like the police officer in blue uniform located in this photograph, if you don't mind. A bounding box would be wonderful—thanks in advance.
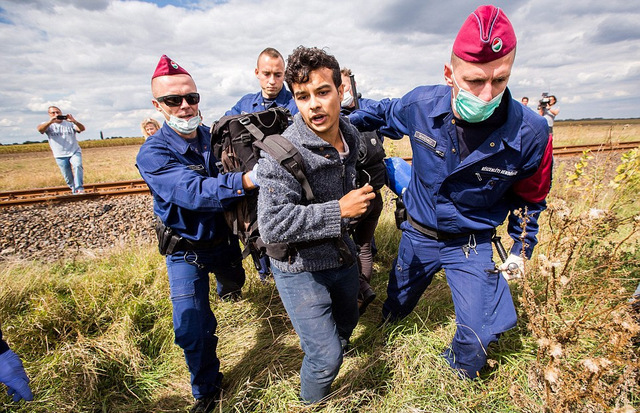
[225,47,298,116]
[136,55,257,413]
[349,5,553,378]
[225,47,298,282]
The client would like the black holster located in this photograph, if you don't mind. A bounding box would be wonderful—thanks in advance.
[394,197,407,229]
[155,219,182,256]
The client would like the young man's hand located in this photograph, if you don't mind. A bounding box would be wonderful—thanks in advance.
[339,184,375,218]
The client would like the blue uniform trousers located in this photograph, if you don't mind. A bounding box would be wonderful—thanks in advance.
[165,240,245,399]
[383,221,517,378]
[272,263,359,403]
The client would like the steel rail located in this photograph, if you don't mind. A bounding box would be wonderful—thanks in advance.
[1,140,638,207]
[0,180,150,207]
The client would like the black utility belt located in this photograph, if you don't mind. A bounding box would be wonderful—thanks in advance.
[407,213,476,241]
[174,237,226,251]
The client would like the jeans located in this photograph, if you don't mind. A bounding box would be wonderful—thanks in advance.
[383,221,517,378]
[272,263,359,403]
[165,240,245,399]
[54,150,84,192]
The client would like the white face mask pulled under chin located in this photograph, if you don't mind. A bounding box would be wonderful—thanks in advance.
[158,105,201,135]
[341,90,354,108]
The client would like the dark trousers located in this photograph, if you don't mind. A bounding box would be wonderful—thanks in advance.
[351,191,384,293]
[165,240,245,398]
[383,221,517,378]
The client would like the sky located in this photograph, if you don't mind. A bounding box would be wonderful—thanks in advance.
[0,0,639,145]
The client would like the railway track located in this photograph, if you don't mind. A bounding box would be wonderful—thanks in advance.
[552,140,640,157]
[0,180,150,207]
[2,140,638,207]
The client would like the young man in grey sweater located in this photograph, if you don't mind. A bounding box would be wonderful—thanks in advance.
[255,46,375,404]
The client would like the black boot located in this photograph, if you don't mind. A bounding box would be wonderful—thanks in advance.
[358,286,377,316]
[190,394,219,413]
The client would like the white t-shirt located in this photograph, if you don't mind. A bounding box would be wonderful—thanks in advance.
[542,106,559,128]
[43,121,81,157]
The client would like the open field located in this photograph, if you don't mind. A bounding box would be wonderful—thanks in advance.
[0,120,639,412]
[0,145,143,191]
[1,119,639,192]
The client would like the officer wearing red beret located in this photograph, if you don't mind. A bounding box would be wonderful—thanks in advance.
[349,5,553,378]
[137,55,257,412]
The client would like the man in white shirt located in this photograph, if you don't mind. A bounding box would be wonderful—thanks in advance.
[37,106,86,194]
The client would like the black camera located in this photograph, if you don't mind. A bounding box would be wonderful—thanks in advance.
[56,115,67,120]
[538,93,550,108]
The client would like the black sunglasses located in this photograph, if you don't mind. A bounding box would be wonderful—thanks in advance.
[156,93,200,107]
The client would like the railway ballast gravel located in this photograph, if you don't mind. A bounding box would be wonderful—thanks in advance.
[0,195,156,262]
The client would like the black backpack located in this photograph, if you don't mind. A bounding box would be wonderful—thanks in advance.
[210,107,315,262]
[356,130,387,190]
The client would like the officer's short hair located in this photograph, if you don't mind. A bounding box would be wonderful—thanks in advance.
[258,47,284,66]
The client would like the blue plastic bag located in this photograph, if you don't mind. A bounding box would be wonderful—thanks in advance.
[384,157,411,196]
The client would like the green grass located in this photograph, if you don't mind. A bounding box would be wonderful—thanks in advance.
[1,153,639,412]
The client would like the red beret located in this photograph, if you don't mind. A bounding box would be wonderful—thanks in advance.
[452,5,516,63]
[152,55,191,79]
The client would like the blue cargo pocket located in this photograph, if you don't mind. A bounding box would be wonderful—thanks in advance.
[483,270,517,336]
[169,278,196,300]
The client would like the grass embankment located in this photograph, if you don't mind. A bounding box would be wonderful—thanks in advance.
[1,124,639,412]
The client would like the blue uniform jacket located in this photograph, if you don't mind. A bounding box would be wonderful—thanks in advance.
[349,86,552,258]
[225,87,299,116]
[136,124,246,243]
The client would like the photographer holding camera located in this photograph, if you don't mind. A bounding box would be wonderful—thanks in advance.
[538,94,559,136]
[37,106,86,194]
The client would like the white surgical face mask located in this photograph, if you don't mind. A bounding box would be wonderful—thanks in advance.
[451,72,504,123]
[159,105,201,134]
[341,90,354,108]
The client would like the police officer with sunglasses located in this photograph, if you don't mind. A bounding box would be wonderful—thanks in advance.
[136,55,257,413]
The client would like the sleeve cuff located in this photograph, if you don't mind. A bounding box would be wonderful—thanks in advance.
[324,201,344,237]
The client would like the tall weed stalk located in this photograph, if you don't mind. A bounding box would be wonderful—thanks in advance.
[519,149,640,412]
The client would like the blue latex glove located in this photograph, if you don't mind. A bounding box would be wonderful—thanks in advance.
[0,350,33,402]
[248,164,260,187]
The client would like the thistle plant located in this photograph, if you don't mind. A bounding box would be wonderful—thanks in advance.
[520,148,640,412]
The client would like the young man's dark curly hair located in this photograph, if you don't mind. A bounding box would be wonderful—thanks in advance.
[285,46,342,93]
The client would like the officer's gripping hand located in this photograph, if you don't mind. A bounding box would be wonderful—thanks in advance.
[0,349,33,402]
[499,254,525,281]
[247,165,260,188]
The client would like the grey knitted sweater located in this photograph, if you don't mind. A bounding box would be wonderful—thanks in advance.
[256,113,359,273]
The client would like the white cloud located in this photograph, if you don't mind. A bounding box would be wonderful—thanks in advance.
[0,0,639,144]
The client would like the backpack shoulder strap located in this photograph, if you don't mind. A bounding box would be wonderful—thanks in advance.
[254,134,315,202]
[239,117,265,141]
